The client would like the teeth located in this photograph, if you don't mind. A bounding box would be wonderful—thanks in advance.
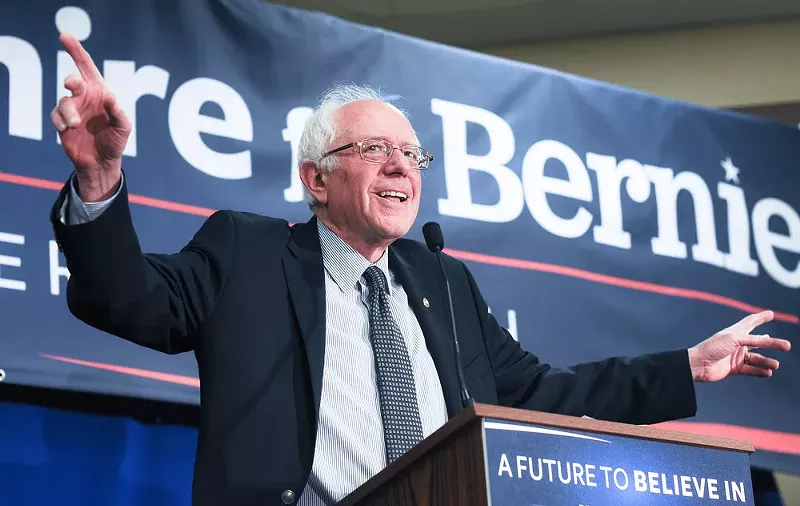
[378,191,408,201]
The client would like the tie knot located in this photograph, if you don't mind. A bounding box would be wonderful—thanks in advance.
[363,265,389,295]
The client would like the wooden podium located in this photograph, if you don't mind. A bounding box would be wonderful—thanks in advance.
[339,403,755,506]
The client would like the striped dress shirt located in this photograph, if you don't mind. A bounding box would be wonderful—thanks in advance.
[298,220,448,505]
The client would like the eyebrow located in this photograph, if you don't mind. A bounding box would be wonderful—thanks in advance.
[367,136,419,145]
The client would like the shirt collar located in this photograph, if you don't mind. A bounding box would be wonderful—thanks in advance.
[317,219,391,294]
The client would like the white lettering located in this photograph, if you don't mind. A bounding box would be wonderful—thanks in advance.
[570,462,584,485]
[661,473,674,495]
[693,476,707,498]
[614,468,629,490]
[718,182,759,276]
[506,309,517,340]
[0,232,26,291]
[497,453,512,477]
[49,240,70,295]
[646,165,725,267]
[599,465,612,488]
[752,198,800,288]
[522,140,593,239]
[516,455,528,479]
[633,470,647,492]
[708,478,719,499]
[681,475,693,497]
[487,307,518,341]
[528,457,543,480]
[586,154,651,249]
[168,77,253,179]
[541,459,556,482]
[648,471,661,494]
[282,106,313,202]
[557,461,571,484]
[431,98,523,223]
[732,481,745,502]
[0,36,42,140]
[584,464,597,487]
[103,61,170,156]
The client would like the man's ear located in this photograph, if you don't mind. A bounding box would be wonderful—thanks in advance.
[299,160,327,206]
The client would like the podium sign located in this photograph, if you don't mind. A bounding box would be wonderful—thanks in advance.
[483,418,754,505]
[340,405,755,506]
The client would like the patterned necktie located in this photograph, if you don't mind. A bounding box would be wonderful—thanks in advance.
[362,265,425,463]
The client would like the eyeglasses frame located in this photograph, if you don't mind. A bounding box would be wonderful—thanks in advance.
[319,138,434,170]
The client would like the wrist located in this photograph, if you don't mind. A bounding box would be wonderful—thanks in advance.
[74,169,122,202]
[687,346,704,382]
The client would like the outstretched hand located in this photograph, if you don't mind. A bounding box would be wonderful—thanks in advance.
[688,310,791,382]
[51,33,131,202]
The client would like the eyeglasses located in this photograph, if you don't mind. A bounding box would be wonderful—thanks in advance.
[320,138,434,170]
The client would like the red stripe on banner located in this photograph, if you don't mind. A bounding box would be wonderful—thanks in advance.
[444,248,800,324]
[0,171,64,191]
[3,171,798,324]
[0,171,215,217]
[33,353,800,457]
[41,353,200,387]
[127,193,215,217]
[654,421,800,455]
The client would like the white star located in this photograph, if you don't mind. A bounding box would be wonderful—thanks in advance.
[721,157,740,184]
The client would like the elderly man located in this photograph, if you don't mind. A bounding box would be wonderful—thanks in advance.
[50,34,789,506]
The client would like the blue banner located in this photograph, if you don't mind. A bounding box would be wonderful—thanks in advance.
[1,0,798,474]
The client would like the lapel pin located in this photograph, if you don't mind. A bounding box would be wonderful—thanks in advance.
[423,297,430,308]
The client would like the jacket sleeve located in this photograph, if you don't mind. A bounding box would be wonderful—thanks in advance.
[50,174,235,354]
[462,262,697,425]
[59,172,121,225]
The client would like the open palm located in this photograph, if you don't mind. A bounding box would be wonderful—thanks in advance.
[688,311,792,382]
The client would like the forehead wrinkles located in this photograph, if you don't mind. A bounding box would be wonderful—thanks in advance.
[331,101,418,145]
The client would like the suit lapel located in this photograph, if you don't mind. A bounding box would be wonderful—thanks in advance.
[283,216,326,419]
[282,221,464,421]
[390,247,463,418]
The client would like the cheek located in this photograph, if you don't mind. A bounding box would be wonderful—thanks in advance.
[329,172,357,204]
[344,175,373,212]
[412,173,422,193]
[411,181,422,209]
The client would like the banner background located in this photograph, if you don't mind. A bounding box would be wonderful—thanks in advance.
[1,0,798,475]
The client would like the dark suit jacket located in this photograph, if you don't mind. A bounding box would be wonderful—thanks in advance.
[51,178,697,505]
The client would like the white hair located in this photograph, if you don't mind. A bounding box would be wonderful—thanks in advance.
[297,83,413,209]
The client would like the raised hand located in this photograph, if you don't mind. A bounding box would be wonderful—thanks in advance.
[688,310,792,382]
[51,33,131,202]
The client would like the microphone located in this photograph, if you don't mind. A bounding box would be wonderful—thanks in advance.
[422,222,474,409]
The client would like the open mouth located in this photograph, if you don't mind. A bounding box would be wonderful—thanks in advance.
[377,191,408,203]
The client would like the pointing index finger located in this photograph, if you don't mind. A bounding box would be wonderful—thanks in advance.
[59,33,103,83]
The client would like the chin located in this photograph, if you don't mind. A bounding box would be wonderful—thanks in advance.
[373,217,413,241]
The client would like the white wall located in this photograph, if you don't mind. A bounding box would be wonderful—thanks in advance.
[485,18,800,108]
[482,18,800,504]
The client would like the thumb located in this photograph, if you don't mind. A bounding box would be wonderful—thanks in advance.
[103,93,130,130]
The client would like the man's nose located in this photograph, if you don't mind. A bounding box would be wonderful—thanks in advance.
[384,148,413,175]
